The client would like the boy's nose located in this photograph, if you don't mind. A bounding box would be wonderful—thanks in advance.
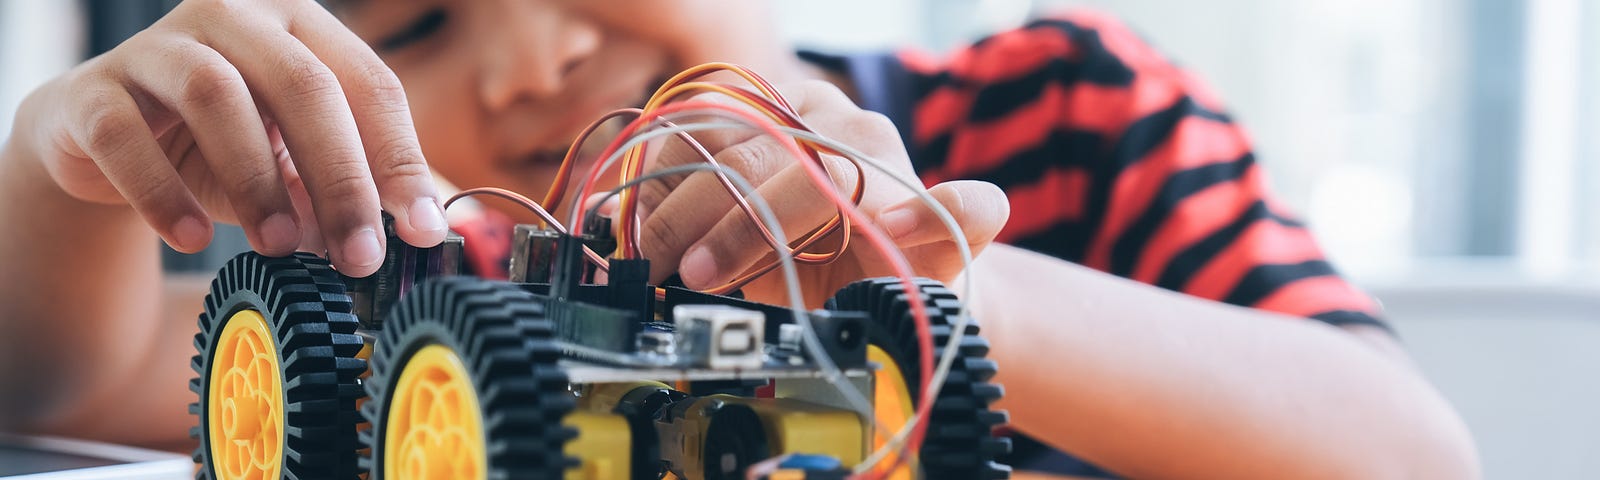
[478,6,601,110]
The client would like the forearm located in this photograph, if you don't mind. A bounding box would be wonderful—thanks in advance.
[971,244,1478,479]
[0,105,171,434]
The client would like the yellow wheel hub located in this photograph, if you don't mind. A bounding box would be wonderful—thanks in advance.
[207,310,284,480]
[384,344,486,480]
[869,345,916,479]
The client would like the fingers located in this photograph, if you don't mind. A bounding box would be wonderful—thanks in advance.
[122,37,300,255]
[38,0,436,276]
[636,136,794,281]
[273,129,327,254]
[647,93,762,171]
[675,162,841,289]
[200,15,385,275]
[636,80,895,284]
[773,79,857,117]
[634,79,996,291]
[67,84,212,253]
[632,95,764,204]
[876,180,1010,252]
[288,5,446,248]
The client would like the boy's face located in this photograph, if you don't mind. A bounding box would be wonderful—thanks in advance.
[335,1,791,216]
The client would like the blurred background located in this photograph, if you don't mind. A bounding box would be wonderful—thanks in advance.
[2,0,1596,477]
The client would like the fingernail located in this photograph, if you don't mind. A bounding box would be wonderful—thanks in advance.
[408,197,447,233]
[172,216,210,251]
[342,227,384,268]
[679,245,719,289]
[258,213,300,253]
[878,208,918,239]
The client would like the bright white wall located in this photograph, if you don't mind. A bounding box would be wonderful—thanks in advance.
[777,0,1465,276]
[1376,275,1600,479]
[774,0,925,50]
[776,2,1600,478]
[0,1,81,142]
[1037,0,1467,277]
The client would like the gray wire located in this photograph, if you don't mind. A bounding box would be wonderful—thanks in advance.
[771,127,978,473]
[579,113,980,473]
[580,145,878,421]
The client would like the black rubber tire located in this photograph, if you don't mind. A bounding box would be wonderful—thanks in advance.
[827,277,1013,480]
[190,252,366,480]
[361,277,576,479]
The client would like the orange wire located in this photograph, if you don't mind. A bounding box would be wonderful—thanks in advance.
[648,62,792,111]
[571,100,936,480]
[542,109,645,213]
[549,64,867,296]
[617,63,823,258]
[613,72,863,271]
[443,187,610,271]
[607,107,864,293]
[518,63,933,476]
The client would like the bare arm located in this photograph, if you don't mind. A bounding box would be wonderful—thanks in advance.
[622,76,1477,477]
[0,128,197,447]
[0,0,445,447]
[973,244,1479,479]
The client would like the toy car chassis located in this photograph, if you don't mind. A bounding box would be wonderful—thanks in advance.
[187,216,1010,479]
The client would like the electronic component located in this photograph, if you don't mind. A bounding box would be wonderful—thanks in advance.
[345,213,464,328]
[716,397,863,467]
[606,383,690,480]
[794,311,868,369]
[189,61,1011,480]
[673,305,766,370]
[509,224,562,283]
[638,326,677,359]
[778,323,804,353]
[656,396,770,480]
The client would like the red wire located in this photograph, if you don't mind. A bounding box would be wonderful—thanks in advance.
[615,81,838,261]
[569,102,935,479]
[443,187,611,270]
[542,109,644,214]
[618,111,865,297]
[582,87,866,291]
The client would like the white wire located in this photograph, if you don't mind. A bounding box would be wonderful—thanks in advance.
[578,123,879,421]
[604,117,980,475]
[775,127,977,474]
[579,114,980,475]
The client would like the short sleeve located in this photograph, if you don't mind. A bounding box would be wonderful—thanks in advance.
[899,11,1386,329]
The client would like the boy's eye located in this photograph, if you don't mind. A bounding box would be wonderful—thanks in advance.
[378,8,448,51]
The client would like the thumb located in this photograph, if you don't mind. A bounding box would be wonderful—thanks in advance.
[874,180,1010,250]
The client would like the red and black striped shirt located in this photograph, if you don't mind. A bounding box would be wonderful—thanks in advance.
[807,12,1389,474]
[804,11,1384,330]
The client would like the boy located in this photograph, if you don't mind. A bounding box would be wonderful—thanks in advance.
[0,0,1476,477]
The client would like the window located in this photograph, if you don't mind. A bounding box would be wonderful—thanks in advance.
[780,0,1600,280]
[779,3,1600,478]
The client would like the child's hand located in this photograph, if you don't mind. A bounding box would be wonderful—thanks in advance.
[634,80,1011,304]
[13,0,444,276]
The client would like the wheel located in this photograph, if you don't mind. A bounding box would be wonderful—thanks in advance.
[826,277,1012,480]
[190,252,366,479]
[362,277,576,479]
